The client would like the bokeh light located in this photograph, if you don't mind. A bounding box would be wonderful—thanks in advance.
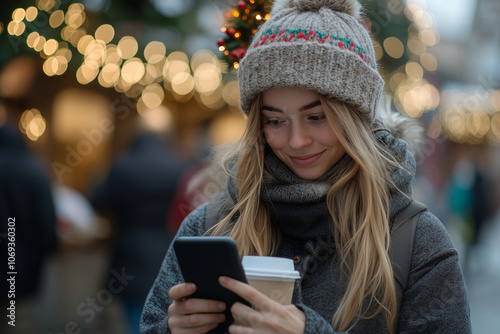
[144,41,166,64]
[194,63,221,95]
[65,4,86,29]
[76,63,99,85]
[36,0,59,12]
[137,105,173,133]
[117,36,138,59]
[420,53,438,71]
[19,108,46,141]
[171,72,194,96]
[25,7,38,22]
[33,35,47,52]
[12,8,26,22]
[405,62,424,80]
[121,58,145,84]
[44,39,59,56]
[222,81,240,108]
[141,83,165,109]
[50,10,65,28]
[95,24,115,44]
[98,63,120,88]
[440,89,500,144]
[407,36,426,55]
[383,37,404,59]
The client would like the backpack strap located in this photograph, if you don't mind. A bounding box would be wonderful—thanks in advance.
[390,200,427,289]
[390,200,427,332]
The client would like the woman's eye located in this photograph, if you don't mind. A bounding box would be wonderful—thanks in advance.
[310,115,326,122]
[266,119,283,126]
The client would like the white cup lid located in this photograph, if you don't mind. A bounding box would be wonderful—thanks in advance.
[242,256,301,280]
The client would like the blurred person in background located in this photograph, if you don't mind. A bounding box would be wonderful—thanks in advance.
[469,156,495,249]
[447,154,495,273]
[91,115,184,334]
[0,107,58,333]
[166,119,227,237]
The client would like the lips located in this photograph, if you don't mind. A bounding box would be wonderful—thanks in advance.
[289,151,324,166]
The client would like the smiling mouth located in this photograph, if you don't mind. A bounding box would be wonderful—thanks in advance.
[290,152,324,166]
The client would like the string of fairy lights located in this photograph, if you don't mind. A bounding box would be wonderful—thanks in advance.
[2,0,500,145]
[383,2,441,119]
[397,1,500,145]
[2,0,240,141]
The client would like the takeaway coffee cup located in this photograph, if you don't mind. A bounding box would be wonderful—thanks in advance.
[242,256,301,305]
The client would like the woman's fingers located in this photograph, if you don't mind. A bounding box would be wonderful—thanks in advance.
[219,276,275,312]
[176,298,226,315]
[168,282,197,300]
[168,283,226,314]
[231,301,264,327]
[168,312,225,329]
[178,324,221,334]
[167,297,226,334]
[167,283,229,334]
[218,276,277,327]
[218,276,306,334]
[170,321,222,334]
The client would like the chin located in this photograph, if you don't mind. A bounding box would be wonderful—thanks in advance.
[294,169,324,181]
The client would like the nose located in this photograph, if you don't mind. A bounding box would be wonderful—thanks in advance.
[288,122,313,149]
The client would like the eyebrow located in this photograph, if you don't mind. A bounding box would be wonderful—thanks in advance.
[261,100,322,113]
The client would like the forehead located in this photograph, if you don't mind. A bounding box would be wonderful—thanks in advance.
[261,87,320,108]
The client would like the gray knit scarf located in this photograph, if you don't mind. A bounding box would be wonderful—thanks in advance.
[261,145,351,204]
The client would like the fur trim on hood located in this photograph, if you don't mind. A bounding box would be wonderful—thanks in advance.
[377,95,425,157]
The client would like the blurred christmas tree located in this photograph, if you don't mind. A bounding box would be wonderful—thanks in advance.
[217,0,272,70]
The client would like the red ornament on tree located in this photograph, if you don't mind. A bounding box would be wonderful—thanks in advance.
[231,47,247,59]
[217,38,225,47]
[226,27,236,37]
[237,1,247,9]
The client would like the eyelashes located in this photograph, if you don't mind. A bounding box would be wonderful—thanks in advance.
[264,115,326,128]
[310,115,326,122]
[266,119,284,126]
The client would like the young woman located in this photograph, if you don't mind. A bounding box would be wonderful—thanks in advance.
[140,0,471,333]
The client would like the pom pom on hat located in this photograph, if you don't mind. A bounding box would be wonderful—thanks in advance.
[272,0,361,18]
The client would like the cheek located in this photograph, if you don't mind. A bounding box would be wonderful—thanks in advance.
[263,129,284,150]
[320,129,343,149]
[319,129,340,146]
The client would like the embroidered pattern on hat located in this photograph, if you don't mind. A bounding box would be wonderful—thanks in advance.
[251,28,376,69]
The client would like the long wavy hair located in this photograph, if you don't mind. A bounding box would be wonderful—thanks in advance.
[210,94,398,333]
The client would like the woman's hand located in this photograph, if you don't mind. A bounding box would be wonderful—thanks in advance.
[167,283,226,334]
[219,276,306,334]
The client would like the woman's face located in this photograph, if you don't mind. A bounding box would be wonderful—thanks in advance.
[261,87,345,180]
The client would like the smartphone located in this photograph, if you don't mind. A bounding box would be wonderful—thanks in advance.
[173,236,250,333]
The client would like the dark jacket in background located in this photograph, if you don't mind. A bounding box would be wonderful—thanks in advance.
[92,133,184,304]
[0,124,57,299]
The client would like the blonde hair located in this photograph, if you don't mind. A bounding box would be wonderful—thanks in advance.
[211,95,397,333]
[211,95,280,257]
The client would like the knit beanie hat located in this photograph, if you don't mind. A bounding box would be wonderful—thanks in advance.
[238,0,384,123]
